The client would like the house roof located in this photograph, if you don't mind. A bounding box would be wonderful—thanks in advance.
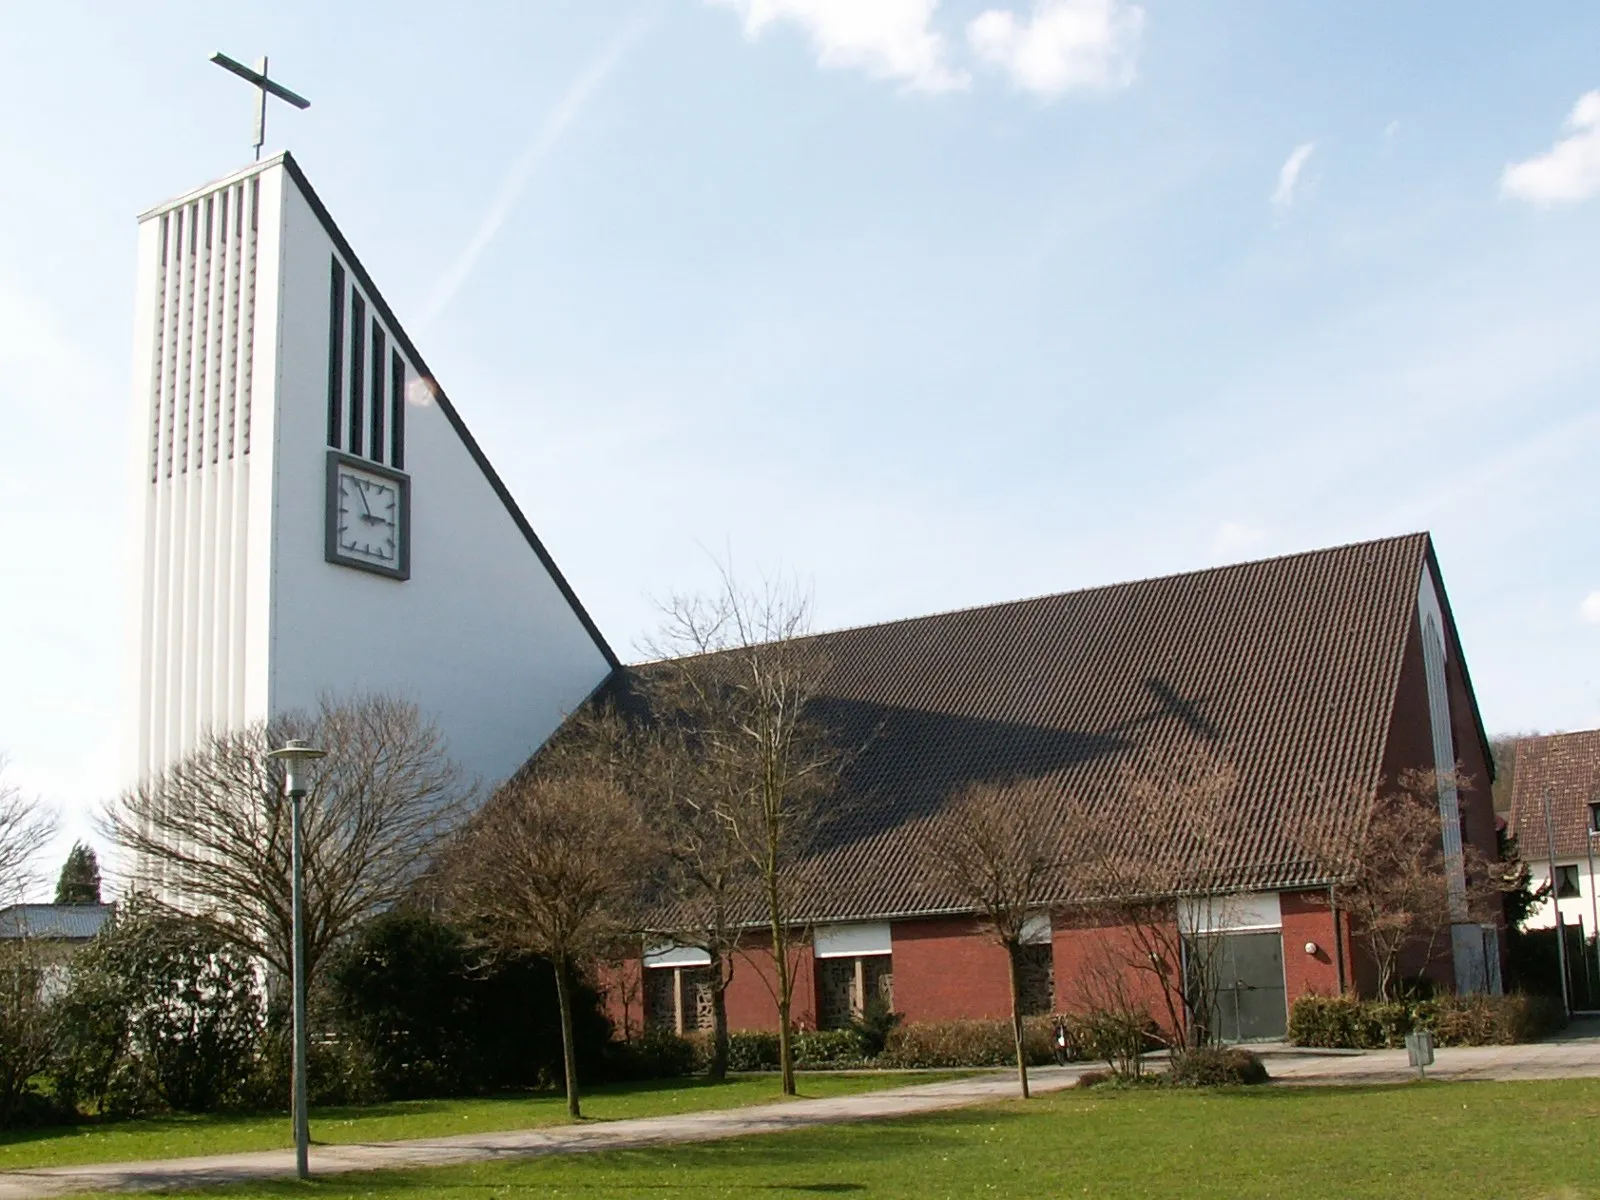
[614,532,1446,924]
[0,904,114,941]
[1507,729,1600,862]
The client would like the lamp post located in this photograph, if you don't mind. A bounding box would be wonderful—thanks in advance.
[265,738,325,1180]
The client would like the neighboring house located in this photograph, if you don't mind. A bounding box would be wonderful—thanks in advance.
[586,532,1501,1043]
[0,904,116,999]
[1507,729,1600,938]
[0,904,114,943]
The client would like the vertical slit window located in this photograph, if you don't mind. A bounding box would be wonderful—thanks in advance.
[370,325,386,465]
[349,292,366,457]
[326,260,345,447]
[390,350,405,470]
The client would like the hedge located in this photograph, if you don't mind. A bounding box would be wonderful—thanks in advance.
[1288,992,1564,1049]
[878,1018,1056,1069]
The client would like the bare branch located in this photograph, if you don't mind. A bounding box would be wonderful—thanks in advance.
[0,758,57,906]
[101,695,468,988]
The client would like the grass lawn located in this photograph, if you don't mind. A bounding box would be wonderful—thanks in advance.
[0,1072,966,1172]
[52,1077,1600,1200]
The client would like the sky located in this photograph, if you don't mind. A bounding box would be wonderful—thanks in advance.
[1,1,1598,896]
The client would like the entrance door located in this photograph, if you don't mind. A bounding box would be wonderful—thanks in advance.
[1206,931,1287,1042]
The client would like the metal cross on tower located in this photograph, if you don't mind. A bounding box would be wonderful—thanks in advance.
[210,52,311,161]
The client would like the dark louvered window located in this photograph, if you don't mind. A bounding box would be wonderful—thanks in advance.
[370,325,386,465]
[326,259,345,447]
[349,292,366,456]
[390,349,406,470]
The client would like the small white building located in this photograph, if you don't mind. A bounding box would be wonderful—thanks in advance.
[1507,729,1600,937]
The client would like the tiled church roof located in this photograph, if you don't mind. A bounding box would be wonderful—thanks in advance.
[615,533,1441,923]
[1508,729,1600,862]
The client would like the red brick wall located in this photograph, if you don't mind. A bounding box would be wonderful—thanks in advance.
[613,898,1362,1037]
[594,958,644,1039]
[889,917,1014,1021]
[722,933,818,1031]
[1053,910,1184,1039]
[1280,889,1345,998]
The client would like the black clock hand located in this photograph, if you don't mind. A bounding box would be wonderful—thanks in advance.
[355,479,375,518]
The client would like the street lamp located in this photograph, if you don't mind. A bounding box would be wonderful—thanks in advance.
[265,737,325,1179]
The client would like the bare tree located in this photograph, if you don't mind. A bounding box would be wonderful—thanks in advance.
[920,779,1060,1098]
[1305,768,1499,1000]
[628,716,752,1080]
[103,694,466,989]
[647,568,843,1096]
[1060,746,1248,1054]
[444,734,653,1118]
[0,759,55,906]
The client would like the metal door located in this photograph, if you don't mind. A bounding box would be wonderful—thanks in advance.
[1209,932,1287,1042]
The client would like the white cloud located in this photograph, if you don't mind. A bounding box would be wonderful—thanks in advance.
[710,0,967,92]
[1581,591,1600,624]
[1211,521,1265,560]
[967,0,1143,98]
[1272,142,1315,208]
[1502,90,1600,205]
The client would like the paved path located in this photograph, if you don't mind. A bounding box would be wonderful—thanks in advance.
[4,1025,1599,1199]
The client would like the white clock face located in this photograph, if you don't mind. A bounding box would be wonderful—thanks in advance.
[326,453,409,579]
[336,469,400,564]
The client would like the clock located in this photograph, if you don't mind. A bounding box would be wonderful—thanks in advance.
[325,451,410,580]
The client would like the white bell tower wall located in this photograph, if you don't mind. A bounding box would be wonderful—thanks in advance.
[125,155,616,795]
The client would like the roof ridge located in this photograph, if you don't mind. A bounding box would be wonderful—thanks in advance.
[628,531,1431,666]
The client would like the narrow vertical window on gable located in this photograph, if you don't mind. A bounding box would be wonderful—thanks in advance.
[369,324,386,465]
[348,291,366,456]
[326,259,345,448]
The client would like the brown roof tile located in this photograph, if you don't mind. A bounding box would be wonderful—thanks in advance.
[1508,729,1600,862]
[620,534,1439,923]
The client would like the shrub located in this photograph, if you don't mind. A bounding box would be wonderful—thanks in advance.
[1168,1046,1269,1087]
[55,902,263,1117]
[604,1028,697,1081]
[327,911,612,1098]
[879,1019,1054,1069]
[794,1029,866,1068]
[1076,1069,1114,1089]
[849,997,903,1059]
[248,1028,382,1109]
[725,1030,781,1072]
[1286,994,1365,1048]
[0,941,60,1127]
[1063,1008,1161,1077]
[1287,991,1565,1050]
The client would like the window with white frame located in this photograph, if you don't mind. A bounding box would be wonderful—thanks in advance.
[1555,864,1581,900]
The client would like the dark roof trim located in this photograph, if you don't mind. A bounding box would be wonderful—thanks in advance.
[1422,536,1496,785]
[277,152,620,670]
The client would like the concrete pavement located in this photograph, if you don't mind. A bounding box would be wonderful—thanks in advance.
[3,1024,1598,1199]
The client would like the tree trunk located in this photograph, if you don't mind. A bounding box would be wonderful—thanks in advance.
[772,916,796,1096]
[1006,943,1031,1100]
[710,958,731,1082]
[553,955,582,1119]
[766,828,797,1097]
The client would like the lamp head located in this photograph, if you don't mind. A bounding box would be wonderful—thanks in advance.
[266,738,327,795]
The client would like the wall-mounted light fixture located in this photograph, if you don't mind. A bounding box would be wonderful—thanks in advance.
[1304,941,1319,956]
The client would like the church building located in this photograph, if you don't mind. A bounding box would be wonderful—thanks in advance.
[603,533,1504,1042]
[124,153,1503,1044]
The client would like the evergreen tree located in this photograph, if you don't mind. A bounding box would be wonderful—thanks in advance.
[55,841,101,905]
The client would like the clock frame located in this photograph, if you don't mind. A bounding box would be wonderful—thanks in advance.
[325,450,411,580]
